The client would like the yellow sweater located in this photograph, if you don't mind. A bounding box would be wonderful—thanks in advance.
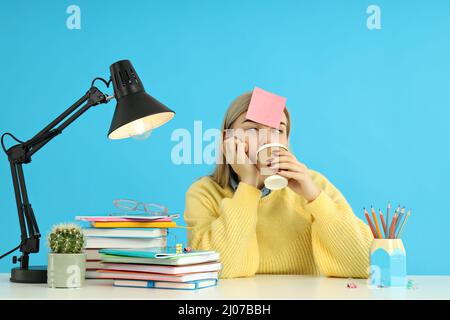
[184,170,373,279]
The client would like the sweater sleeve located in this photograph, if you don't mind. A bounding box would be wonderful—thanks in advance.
[305,172,374,278]
[184,180,261,278]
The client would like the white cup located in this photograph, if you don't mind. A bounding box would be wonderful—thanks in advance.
[256,143,289,190]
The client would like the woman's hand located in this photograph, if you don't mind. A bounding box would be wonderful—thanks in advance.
[269,149,321,202]
[223,136,261,188]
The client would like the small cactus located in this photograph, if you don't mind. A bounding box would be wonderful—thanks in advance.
[47,223,85,254]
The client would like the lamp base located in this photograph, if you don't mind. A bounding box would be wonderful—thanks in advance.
[10,266,47,283]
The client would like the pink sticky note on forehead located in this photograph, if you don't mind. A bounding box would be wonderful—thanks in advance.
[246,87,286,128]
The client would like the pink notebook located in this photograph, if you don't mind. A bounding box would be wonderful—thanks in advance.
[101,262,222,275]
[96,270,219,282]
[75,216,172,222]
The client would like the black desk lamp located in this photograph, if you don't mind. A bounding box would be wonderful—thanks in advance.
[0,60,175,283]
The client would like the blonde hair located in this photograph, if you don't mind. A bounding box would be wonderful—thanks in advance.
[210,91,291,188]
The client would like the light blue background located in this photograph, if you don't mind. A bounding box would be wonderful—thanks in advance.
[1,0,449,274]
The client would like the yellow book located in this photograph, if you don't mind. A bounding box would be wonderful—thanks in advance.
[92,221,177,228]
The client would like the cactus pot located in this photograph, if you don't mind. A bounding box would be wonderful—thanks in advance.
[47,253,86,288]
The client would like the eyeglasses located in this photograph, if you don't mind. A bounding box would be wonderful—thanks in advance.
[111,199,170,217]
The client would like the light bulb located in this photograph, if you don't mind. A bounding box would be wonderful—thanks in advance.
[132,119,147,135]
[130,118,153,140]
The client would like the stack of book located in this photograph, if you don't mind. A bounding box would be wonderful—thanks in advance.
[95,248,221,290]
[75,215,178,279]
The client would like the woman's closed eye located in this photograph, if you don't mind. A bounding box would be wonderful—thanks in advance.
[245,127,258,133]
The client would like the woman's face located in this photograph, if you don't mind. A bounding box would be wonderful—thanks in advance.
[227,111,289,163]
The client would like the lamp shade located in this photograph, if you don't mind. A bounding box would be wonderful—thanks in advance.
[107,60,175,139]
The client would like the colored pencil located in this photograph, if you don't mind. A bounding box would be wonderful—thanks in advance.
[389,213,398,239]
[391,205,400,235]
[396,210,411,239]
[386,202,391,238]
[395,207,406,235]
[364,208,377,238]
[379,209,387,238]
[371,206,383,239]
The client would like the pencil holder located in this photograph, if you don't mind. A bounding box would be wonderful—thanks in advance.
[369,239,407,287]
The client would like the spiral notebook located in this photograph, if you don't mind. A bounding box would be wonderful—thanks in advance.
[99,248,216,259]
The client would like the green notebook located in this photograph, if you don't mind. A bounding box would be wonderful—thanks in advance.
[99,247,217,261]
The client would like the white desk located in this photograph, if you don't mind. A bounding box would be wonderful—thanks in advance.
[0,274,449,300]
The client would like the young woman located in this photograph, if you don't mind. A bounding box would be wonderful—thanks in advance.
[184,91,373,279]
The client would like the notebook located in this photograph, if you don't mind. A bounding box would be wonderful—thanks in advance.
[100,252,220,266]
[86,270,107,279]
[86,261,104,269]
[84,249,102,260]
[85,236,166,249]
[96,270,219,282]
[101,262,222,274]
[83,228,167,238]
[91,221,177,228]
[99,248,216,259]
[76,215,172,222]
[113,279,218,290]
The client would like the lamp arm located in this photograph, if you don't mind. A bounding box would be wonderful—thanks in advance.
[25,86,110,157]
[4,86,110,270]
